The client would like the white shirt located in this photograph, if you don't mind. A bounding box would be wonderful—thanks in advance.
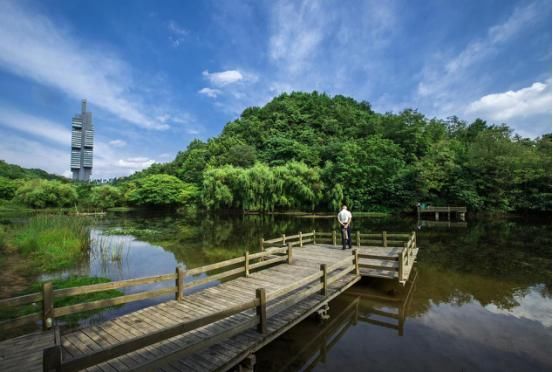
[337,210,352,224]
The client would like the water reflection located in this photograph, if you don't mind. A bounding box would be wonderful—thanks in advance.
[261,275,419,372]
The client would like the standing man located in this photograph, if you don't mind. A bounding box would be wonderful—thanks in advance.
[337,205,352,250]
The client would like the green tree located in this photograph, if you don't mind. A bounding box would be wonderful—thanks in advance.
[126,175,197,206]
[15,179,78,208]
[89,185,123,209]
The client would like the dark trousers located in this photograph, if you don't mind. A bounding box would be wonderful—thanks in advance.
[340,225,352,249]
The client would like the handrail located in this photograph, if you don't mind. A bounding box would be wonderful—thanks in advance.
[44,252,359,372]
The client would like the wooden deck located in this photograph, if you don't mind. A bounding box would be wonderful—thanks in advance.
[0,231,419,372]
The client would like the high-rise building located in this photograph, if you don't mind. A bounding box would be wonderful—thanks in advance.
[70,99,94,181]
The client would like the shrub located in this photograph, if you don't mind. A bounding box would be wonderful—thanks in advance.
[0,177,20,200]
[15,180,77,208]
[89,185,123,209]
[126,174,198,206]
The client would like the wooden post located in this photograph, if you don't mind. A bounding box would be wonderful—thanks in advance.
[313,230,316,245]
[403,242,409,266]
[42,282,54,330]
[245,251,250,277]
[435,211,439,221]
[320,264,327,296]
[383,231,388,248]
[287,243,293,264]
[43,345,62,372]
[447,206,451,221]
[356,231,360,248]
[259,238,265,252]
[460,212,466,221]
[353,249,359,276]
[256,288,267,334]
[398,249,404,282]
[176,266,185,301]
[282,234,286,246]
[332,230,337,246]
[299,231,303,247]
[417,204,421,221]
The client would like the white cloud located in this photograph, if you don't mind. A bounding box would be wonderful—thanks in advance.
[109,139,127,147]
[168,20,188,47]
[116,157,155,169]
[198,87,222,98]
[0,107,70,146]
[0,1,170,130]
[465,80,551,122]
[202,70,244,86]
[416,3,540,104]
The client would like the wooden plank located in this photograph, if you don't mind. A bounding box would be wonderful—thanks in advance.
[0,312,41,331]
[0,292,42,307]
[186,256,245,276]
[53,273,177,298]
[184,266,244,290]
[266,271,322,301]
[249,255,286,270]
[54,287,177,317]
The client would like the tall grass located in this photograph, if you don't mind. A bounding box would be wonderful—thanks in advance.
[14,215,91,271]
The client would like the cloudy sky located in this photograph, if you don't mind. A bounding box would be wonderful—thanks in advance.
[0,0,550,179]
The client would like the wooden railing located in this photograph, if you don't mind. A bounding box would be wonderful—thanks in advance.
[43,253,359,372]
[398,232,417,282]
[261,230,411,250]
[0,246,291,332]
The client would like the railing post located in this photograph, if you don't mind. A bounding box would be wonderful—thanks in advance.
[299,231,303,247]
[332,230,337,246]
[404,243,409,266]
[256,288,267,334]
[176,266,185,301]
[43,345,62,372]
[287,243,293,264]
[398,249,404,282]
[260,238,265,261]
[245,251,250,277]
[313,230,316,245]
[282,234,286,246]
[42,282,54,330]
[356,231,360,248]
[383,231,388,247]
[320,264,327,296]
[352,249,360,276]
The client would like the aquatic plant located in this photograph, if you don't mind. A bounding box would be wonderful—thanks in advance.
[13,215,91,271]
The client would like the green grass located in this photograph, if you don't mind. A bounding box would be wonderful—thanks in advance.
[0,276,123,327]
[12,215,91,271]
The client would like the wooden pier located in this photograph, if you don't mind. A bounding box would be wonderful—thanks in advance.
[0,231,418,372]
[417,205,466,221]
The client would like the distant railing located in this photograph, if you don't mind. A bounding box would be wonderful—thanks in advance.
[261,230,411,250]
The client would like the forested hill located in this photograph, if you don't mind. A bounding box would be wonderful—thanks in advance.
[0,160,65,181]
[131,91,552,212]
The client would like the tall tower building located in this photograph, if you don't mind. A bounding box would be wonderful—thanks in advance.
[70,99,94,181]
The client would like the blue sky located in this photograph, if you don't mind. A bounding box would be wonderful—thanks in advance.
[0,0,550,179]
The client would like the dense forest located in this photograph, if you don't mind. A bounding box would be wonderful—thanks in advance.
[0,92,550,213]
[128,91,551,213]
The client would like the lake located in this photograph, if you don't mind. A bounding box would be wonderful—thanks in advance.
[1,211,551,371]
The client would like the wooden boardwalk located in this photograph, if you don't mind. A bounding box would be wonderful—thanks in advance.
[0,231,418,372]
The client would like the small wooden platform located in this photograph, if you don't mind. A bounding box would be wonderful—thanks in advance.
[0,240,418,372]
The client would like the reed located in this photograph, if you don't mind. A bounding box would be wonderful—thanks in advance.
[13,214,91,271]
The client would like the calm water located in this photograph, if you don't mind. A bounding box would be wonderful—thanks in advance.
[2,211,551,371]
